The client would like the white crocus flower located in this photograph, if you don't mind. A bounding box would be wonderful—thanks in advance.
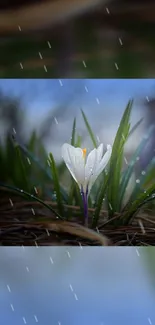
[61,143,112,195]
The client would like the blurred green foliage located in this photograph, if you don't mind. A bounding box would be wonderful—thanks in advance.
[0,14,155,77]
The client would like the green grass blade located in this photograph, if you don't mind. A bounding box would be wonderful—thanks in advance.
[14,140,69,202]
[76,135,82,147]
[143,158,155,188]
[119,125,155,209]
[68,186,76,206]
[0,182,64,220]
[5,136,17,183]
[14,142,30,192]
[127,157,155,204]
[0,138,8,181]
[127,117,143,139]
[71,118,76,146]
[27,130,37,152]
[48,152,64,217]
[92,172,109,228]
[122,183,155,224]
[81,109,97,148]
[68,121,79,209]
[107,100,133,214]
[57,161,66,177]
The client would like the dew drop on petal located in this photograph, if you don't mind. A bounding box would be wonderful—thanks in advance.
[136,179,140,184]
[141,170,146,175]
[90,168,93,175]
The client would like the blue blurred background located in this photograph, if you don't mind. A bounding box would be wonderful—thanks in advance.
[0,78,155,163]
[0,247,155,325]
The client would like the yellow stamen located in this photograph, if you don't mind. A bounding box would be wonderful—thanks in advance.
[82,148,87,158]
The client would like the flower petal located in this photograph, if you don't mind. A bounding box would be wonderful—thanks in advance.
[88,144,112,193]
[85,148,97,182]
[61,143,85,187]
[96,143,104,165]
[61,143,77,182]
[69,147,85,186]
[62,143,72,165]
[96,145,112,176]
[85,144,103,185]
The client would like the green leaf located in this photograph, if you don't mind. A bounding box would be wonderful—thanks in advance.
[74,182,83,213]
[107,100,133,214]
[14,142,30,192]
[127,117,143,139]
[76,134,82,147]
[0,182,64,220]
[57,161,66,177]
[15,140,69,202]
[122,183,155,224]
[143,157,155,188]
[27,130,37,152]
[0,138,8,181]
[119,125,155,209]
[71,118,76,146]
[81,109,97,148]
[48,152,64,217]
[67,117,78,216]
[92,172,109,228]
[127,156,155,204]
[5,136,17,183]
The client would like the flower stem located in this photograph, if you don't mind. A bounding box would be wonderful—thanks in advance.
[81,187,88,227]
